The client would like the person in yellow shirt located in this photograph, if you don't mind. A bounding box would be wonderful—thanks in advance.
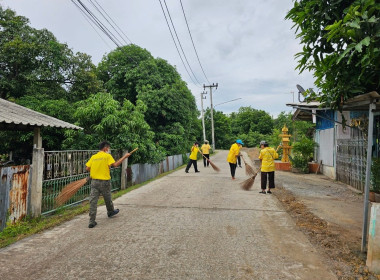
[201,140,211,167]
[185,141,201,173]
[227,139,243,179]
[85,141,132,228]
[258,140,280,194]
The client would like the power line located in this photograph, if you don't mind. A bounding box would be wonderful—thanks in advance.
[162,0,202,87]
[71,0,139,65]
[88,0,132,45]
[179,0,210,84]
[71,0,113,49]
[157,0,200,88]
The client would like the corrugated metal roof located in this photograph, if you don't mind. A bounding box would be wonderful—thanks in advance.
[0,98,82,130]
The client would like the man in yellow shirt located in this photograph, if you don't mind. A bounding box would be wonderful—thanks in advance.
[201,140,211,167]
[227,139,243,179]
[185,141,201,173]
[258,140,279,194]
[86,141,132,228]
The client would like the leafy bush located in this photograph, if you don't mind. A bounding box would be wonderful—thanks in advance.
[290,137,317,173]
[289,154,309,173]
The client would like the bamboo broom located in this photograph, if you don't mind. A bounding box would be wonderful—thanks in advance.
[241,155,255,176]
[55,147,139,206]
[200,152,220,172]
[240,171,259,191]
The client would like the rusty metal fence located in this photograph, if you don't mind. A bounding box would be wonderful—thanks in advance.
[42,150,122,214]
[0,165,31,231]
[336,139,366,191]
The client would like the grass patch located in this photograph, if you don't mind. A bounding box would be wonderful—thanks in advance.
[0,164,184,249]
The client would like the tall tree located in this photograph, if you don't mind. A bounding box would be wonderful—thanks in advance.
[286,0,380,109]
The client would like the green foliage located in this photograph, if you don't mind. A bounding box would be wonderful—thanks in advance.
[231,107,273,135]
[63,93,165,163]
[290,137,317,173]
[371,157,380,192]
[204,109,234,149]
[289,154,309,173]
[286,0,380,109]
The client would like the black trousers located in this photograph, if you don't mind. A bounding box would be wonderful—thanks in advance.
[229,162,237,178]
[261,171,275,190]
[237,155,241,167]
[186,159,199,172]
[203,154,210,167]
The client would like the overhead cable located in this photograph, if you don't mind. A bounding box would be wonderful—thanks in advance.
[179,0,210,84]
[162,0,202,87]
[157,0,201,88]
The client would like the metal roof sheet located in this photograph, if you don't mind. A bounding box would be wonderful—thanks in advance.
[0,98,82,130]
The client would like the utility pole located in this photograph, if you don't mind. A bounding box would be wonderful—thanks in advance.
[203,83,218,150]
[200,91,207,142]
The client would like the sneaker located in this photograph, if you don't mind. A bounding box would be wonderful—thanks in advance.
[185,170,189,173]
[195,171,200,173]
[267,190,272,194]
[108,209,119,217]
[239,165,242,168]
[259,190,266,194]
[88,221,97,228]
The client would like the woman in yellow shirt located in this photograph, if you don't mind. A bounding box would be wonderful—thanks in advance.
[185,141,201,173]
[201,140,211,167]
[258,140,279,194]
[227,139,243,179]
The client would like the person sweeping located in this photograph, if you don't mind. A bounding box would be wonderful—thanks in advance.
[185,141,201,173]
[258,140,280,194]
[201,140,211,167]
[227,139,244,180]
[86,141,133,228]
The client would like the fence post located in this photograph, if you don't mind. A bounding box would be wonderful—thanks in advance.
[120,150,128,190]
[29,147,44,217]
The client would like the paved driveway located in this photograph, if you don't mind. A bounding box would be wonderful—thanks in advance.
[0,151,336,280]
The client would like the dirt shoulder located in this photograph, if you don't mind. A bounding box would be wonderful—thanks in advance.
[246,147,379,280]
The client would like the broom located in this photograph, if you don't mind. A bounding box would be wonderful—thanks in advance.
[55,147,139,206]
[241,156,255,176]
[200,152,220,172]
[56,177,90,206]
[240,171,259,191]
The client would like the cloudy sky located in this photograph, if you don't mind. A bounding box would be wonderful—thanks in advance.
[1,0,315,117]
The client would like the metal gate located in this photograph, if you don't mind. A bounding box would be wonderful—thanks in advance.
[42,150,121,214]
[336,139,366,191]
[0,165,30,231]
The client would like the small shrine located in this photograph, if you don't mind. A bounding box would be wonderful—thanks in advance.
[278,124,292,162]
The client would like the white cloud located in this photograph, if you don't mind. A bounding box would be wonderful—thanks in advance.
[0,0,315,117]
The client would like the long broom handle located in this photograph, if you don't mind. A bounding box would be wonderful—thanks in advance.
[114,147,138,167]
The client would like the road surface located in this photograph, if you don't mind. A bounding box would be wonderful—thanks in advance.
[0,150,336,280]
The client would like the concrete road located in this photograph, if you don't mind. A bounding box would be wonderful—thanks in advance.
[0,151,336,280]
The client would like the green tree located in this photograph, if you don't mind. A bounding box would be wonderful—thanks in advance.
[286,0,380,109]
[63,93,165,163]
[204,109,233,149]
[231,107,273,135]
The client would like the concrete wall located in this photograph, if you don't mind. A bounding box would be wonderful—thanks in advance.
[129,154,184,185]
[367,203,380,274]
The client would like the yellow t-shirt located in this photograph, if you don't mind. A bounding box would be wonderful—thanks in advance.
[189,145,200,160]
[201,144,211,154]
[227,143,240,164]
[259,147,279,172]
[86,151,116,180]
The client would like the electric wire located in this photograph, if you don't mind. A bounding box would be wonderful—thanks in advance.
[179,0,210,84]
[92,0,133,44]
[157,0,200,88]
[76,0,122,46]
[88,0,132,45]
[72,0,113,49]
[71,0,139,65]
[162,0,202,87]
